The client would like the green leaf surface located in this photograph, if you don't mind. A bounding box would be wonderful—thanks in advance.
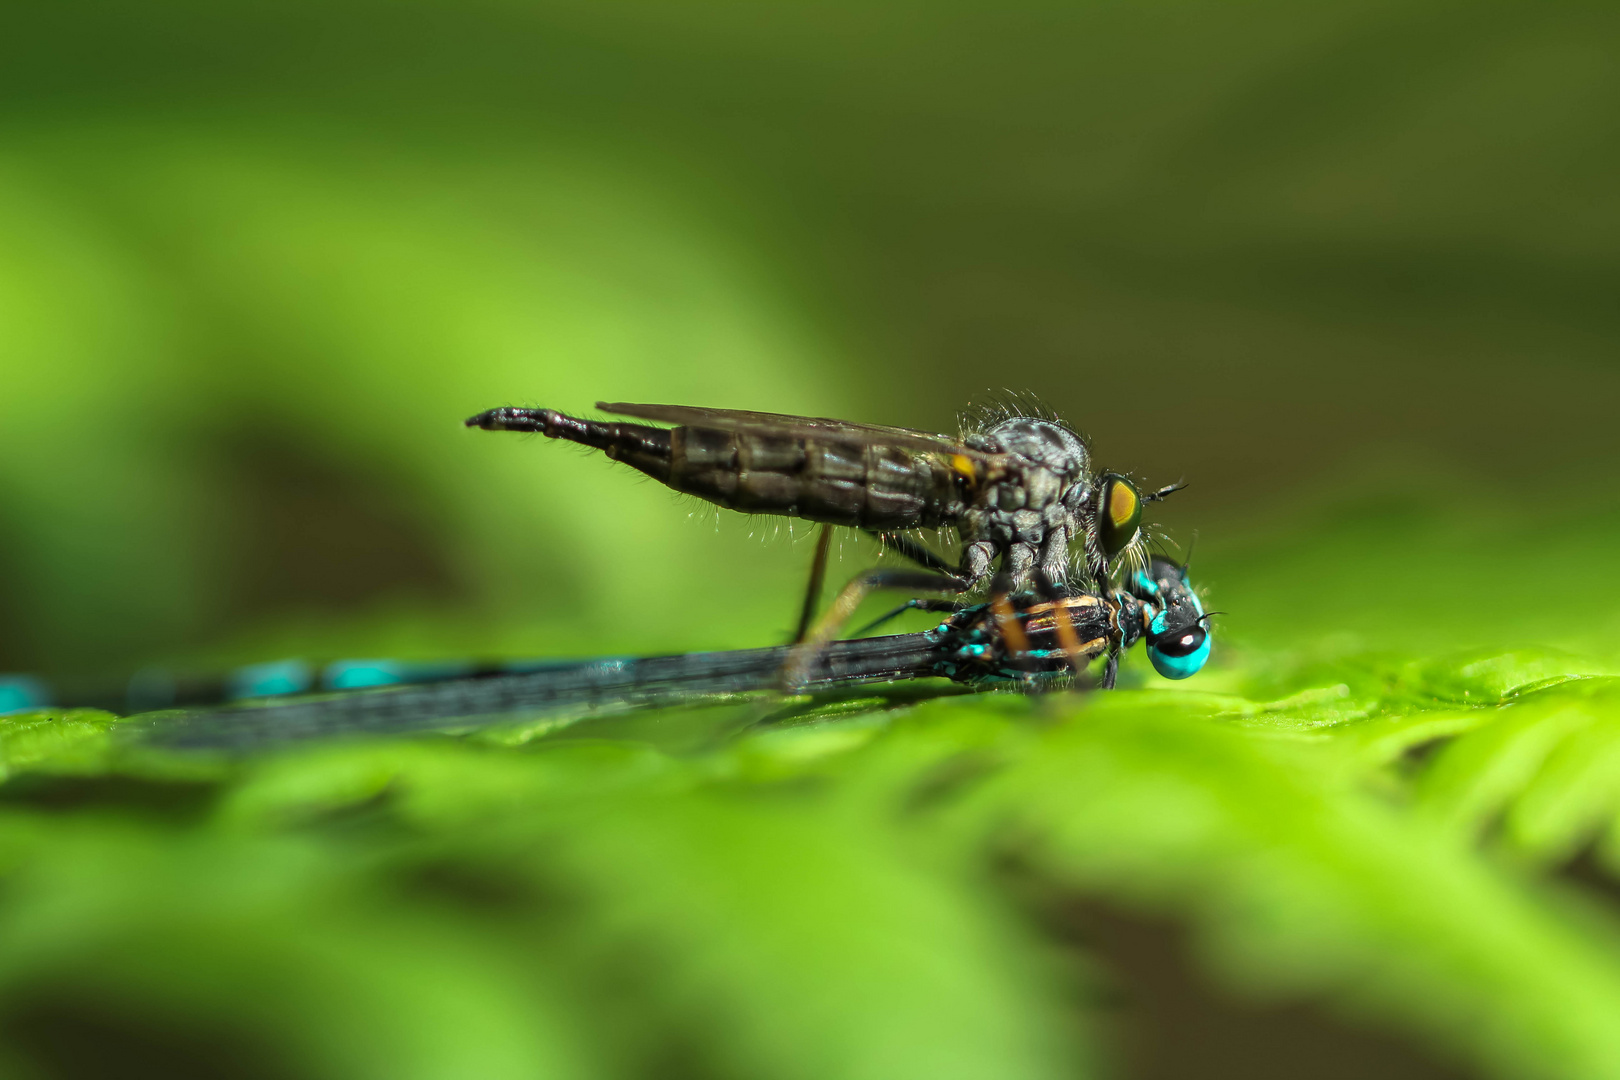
[4,631,1620,1079]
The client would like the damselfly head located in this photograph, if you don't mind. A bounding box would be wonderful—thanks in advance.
[1139,559,1209,679]
[1146,614,1211,680]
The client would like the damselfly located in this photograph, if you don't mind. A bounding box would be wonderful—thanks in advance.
[134,557,1211,751]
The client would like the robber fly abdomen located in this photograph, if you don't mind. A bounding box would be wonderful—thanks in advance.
[675,427,964,529]
[471,405,967,530]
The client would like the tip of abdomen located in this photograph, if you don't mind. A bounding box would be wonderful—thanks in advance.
[465,407,555,432]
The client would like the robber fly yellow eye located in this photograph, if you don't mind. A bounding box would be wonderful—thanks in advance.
[1097,474,1141,559]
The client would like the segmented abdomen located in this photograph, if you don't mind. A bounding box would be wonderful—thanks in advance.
[465,406,962,529]
[671,427,958,529]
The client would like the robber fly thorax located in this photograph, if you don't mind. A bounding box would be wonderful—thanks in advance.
[466,401,1180,595]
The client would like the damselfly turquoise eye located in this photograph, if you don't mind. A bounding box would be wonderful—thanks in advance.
[1146,612,1210,680]
[1097,474,1142,558]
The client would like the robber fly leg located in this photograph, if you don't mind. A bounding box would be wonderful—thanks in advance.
[867,531,964,577]
[1071,535,1124,689]
[962,540,996,587]
[983,560,1035,682]
[782,569,969,690]
[814,529,971,638]
[1003,542,1037,593]
[792,524,835,644]
[1034,564,1091,679]
[1037,525,1070,590]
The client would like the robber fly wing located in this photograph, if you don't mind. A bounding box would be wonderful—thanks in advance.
[598,401,978,458]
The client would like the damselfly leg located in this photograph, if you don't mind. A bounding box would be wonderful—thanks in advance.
[851,598,966,638]
[1100,649,1121,690]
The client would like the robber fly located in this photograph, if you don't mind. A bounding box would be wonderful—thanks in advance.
[465,400,1182,601]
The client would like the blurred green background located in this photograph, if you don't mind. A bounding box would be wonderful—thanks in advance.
[5,0,1618,679]
[5,2,1620,1078]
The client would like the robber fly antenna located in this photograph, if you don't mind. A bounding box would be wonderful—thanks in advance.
[1142,479,1188,503]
